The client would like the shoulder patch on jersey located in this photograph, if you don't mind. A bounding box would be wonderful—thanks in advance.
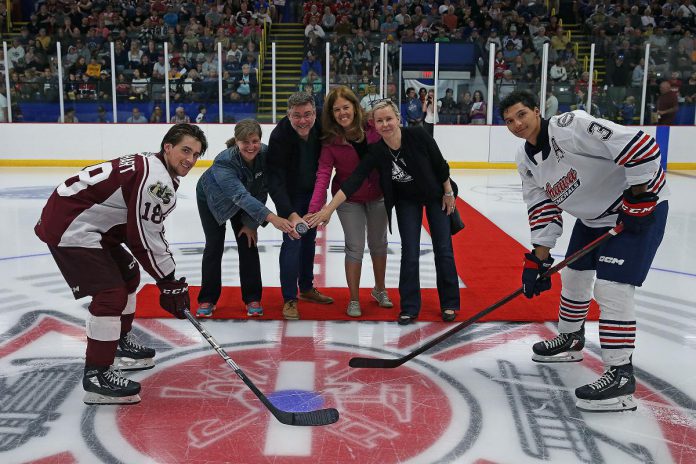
[556,112,574,127]
[147,181,174,205]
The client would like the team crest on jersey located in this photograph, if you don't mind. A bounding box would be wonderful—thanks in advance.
[147,181,174,204]
[545,168,580,204]
[556,112,574,127]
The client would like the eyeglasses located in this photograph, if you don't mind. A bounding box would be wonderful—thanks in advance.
[289,111,315,121]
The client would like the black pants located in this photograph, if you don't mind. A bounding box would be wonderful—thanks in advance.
[197,195,262,305]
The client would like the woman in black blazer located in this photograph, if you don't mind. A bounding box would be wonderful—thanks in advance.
[307,100,460,324]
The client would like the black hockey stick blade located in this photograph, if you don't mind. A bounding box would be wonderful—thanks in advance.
[349,224,623,369]
[184,310,339,426]
[348,289,523,369]
[237,370,339,426]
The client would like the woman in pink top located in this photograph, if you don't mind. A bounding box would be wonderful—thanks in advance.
[308,86,392,317]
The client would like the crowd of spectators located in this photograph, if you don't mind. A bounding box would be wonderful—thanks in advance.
[582,1,696,124]
[4,1,696,125]
[1,0,276,121]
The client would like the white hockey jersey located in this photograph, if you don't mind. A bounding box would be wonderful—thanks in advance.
[515,110,668,249]
[35,152,179,280]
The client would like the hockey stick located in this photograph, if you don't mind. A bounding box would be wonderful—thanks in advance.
[184,310,339,426]
[349,223,624,369]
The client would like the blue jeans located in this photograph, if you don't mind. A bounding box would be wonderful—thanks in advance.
[395,199,460,316]
[280,192,317,301]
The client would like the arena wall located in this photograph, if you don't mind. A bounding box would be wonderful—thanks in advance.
[0,124,693,168]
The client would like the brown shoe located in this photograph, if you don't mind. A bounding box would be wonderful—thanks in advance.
[299,288,334,304]
[282,300,300,320]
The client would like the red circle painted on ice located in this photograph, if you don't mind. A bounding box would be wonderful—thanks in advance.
[117,345,453,463]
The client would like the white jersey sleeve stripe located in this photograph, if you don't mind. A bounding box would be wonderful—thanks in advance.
[630,143,659,164]
[648,168,667,194]
[528,203,562,219]
[616,132,650,166]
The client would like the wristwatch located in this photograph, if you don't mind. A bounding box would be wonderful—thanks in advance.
[443,191,455,197]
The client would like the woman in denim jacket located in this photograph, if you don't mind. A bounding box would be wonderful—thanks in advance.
[196,119,294,317]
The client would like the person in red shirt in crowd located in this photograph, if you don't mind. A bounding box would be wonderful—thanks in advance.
[656,80,679,125]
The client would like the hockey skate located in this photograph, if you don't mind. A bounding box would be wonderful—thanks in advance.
[532,326,585,362]
[114,332,155,371]
[83,366,142,405]
[575,364,637,412]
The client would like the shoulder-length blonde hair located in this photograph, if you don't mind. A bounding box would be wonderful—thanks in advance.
[321,85,365,142]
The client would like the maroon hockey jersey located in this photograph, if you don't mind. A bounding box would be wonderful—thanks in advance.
[35,152,179,280]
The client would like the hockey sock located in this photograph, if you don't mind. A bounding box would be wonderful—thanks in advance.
[594,278,636,367]
[557,268,595,334]
[86,287,128,366]
[120,275,139,336]
[86,338,119,367]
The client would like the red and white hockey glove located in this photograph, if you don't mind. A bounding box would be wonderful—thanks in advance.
[157,277,189,319]
[618,188,658,234]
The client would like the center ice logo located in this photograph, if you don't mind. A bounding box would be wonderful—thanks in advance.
[112,344,476,462]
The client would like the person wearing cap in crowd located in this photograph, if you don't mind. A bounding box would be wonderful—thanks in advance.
[485,28,502,52]
[301,52,322,77]
[504,25,523,51]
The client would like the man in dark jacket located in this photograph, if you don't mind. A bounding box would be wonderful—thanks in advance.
[267,92,334,320]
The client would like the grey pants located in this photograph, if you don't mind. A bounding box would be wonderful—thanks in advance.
[336,199,388,262]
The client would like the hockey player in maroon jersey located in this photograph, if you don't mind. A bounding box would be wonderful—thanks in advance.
[500,91,668,412]
[35,124,208,405]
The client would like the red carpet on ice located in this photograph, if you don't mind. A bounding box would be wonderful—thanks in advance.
[136,198,599,322]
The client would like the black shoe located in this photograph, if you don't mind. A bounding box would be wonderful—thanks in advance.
[83,365,141,404]
[575,364,637,412]
[397,312,417,325]
[441,309,457,322]
[532,326,585,362]
[115,332,155,371]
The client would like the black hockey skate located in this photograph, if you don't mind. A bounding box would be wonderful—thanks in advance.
[83,366,142,405]
[532,326,585,363]
[575,363,637,412]
[115,332,155,371]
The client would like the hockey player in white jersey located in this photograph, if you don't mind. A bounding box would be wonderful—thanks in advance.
[500,91,668,412]
[35,124,208,404]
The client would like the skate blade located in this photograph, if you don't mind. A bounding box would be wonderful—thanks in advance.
[83,392,141,405]
[576,395,637,413]
[114,357,155,371]
[532,351,583,363]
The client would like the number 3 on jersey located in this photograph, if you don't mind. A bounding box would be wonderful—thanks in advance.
[587,122,613,140]
[56,163,113,196]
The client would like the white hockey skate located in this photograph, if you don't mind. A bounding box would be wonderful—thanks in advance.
[83,366,141,405]
[532,327,585,363]
[114,332,155,371]
[575,364,637,413]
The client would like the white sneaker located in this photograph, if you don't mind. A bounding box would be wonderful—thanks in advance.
[371,288,393,308]
[346,300,362,317]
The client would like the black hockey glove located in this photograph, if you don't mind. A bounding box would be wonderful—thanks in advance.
[617,188,658,234]
[522,252,554,299]
[157,277,189,319]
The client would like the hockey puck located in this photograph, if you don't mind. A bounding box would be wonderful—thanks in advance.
[295,223,309,236]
